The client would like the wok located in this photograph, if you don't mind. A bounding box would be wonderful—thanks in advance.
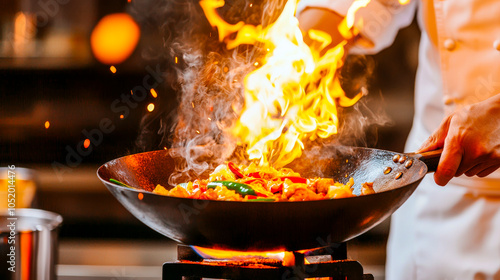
[97,146,440,251]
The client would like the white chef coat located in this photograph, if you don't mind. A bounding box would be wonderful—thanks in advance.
[297,0,500,279]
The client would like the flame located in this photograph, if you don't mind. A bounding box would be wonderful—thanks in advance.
[192,246,287,261]
[201,0,364,167]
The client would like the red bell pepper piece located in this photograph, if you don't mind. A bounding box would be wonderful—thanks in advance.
[247,172,261,178]
[228,162,244,178]
[280,176,307,184]
[270,183,283,193]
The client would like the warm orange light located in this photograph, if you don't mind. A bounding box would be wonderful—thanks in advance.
[147,103,155,112]
[90,13,140,65]
[110,65,117,73]
[83,139,91,149]
[20,231,33,280]
[398,0,410,4]
[119,114,124,119]
[150,88,158,98]
[138,193,144,200]
[44,121,50,129]
[175,56,179,64]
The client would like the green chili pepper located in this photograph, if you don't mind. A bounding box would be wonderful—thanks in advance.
[247,198,275,202]
[110,178,135,189]
[207,181,256,196]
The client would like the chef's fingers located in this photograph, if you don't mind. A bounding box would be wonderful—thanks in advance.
[434,139,463,186]
[465,163,500,177]
[456,158,485,176]
[417,116,452,153]
[476,165,500,177]
[463,163,488,177]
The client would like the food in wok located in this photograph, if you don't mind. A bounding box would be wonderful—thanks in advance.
[151,162,374,202]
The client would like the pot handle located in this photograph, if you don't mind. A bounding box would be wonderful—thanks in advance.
[412,149,442,173]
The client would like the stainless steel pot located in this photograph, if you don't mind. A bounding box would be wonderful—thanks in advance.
[0,208,63,280]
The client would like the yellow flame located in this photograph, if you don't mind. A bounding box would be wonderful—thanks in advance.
[201,0,365,167]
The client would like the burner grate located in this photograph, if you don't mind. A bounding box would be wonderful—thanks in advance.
[162,244,374,280]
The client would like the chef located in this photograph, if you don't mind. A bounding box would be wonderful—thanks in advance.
[297,0,500,279]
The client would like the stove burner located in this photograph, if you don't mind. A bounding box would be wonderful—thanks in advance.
[163,244,374,280]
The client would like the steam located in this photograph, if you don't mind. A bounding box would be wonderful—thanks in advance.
[132,0,390,185]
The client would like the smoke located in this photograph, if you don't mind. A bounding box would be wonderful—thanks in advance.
[132,0,390,185]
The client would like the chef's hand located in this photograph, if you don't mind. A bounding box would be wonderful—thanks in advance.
[418,94,500,186]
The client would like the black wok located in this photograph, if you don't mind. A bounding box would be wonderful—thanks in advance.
[97,146,440,251]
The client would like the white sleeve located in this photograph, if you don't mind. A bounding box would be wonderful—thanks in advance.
[297,0,417,54]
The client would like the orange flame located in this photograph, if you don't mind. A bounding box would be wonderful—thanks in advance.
[201,0,365,167]
[192,246,287,261]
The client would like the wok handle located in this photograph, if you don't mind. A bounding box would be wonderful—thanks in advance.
[412,149,443,173]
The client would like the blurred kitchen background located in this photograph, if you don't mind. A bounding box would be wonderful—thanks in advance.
[0,0,420,279]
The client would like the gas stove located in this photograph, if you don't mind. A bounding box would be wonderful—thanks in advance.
[163,243,374,280]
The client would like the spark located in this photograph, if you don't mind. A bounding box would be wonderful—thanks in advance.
[254,62,259,66]
[138,193,144,200]
[83,139,91,149]
[175,56,178,64]
[119,114,124,119]
[44,121,50,129]
[150,88,158,98]
[110,65,117,73]
[147,103,155,112]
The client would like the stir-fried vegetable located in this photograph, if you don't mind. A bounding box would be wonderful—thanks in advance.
[151,162,374,202]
